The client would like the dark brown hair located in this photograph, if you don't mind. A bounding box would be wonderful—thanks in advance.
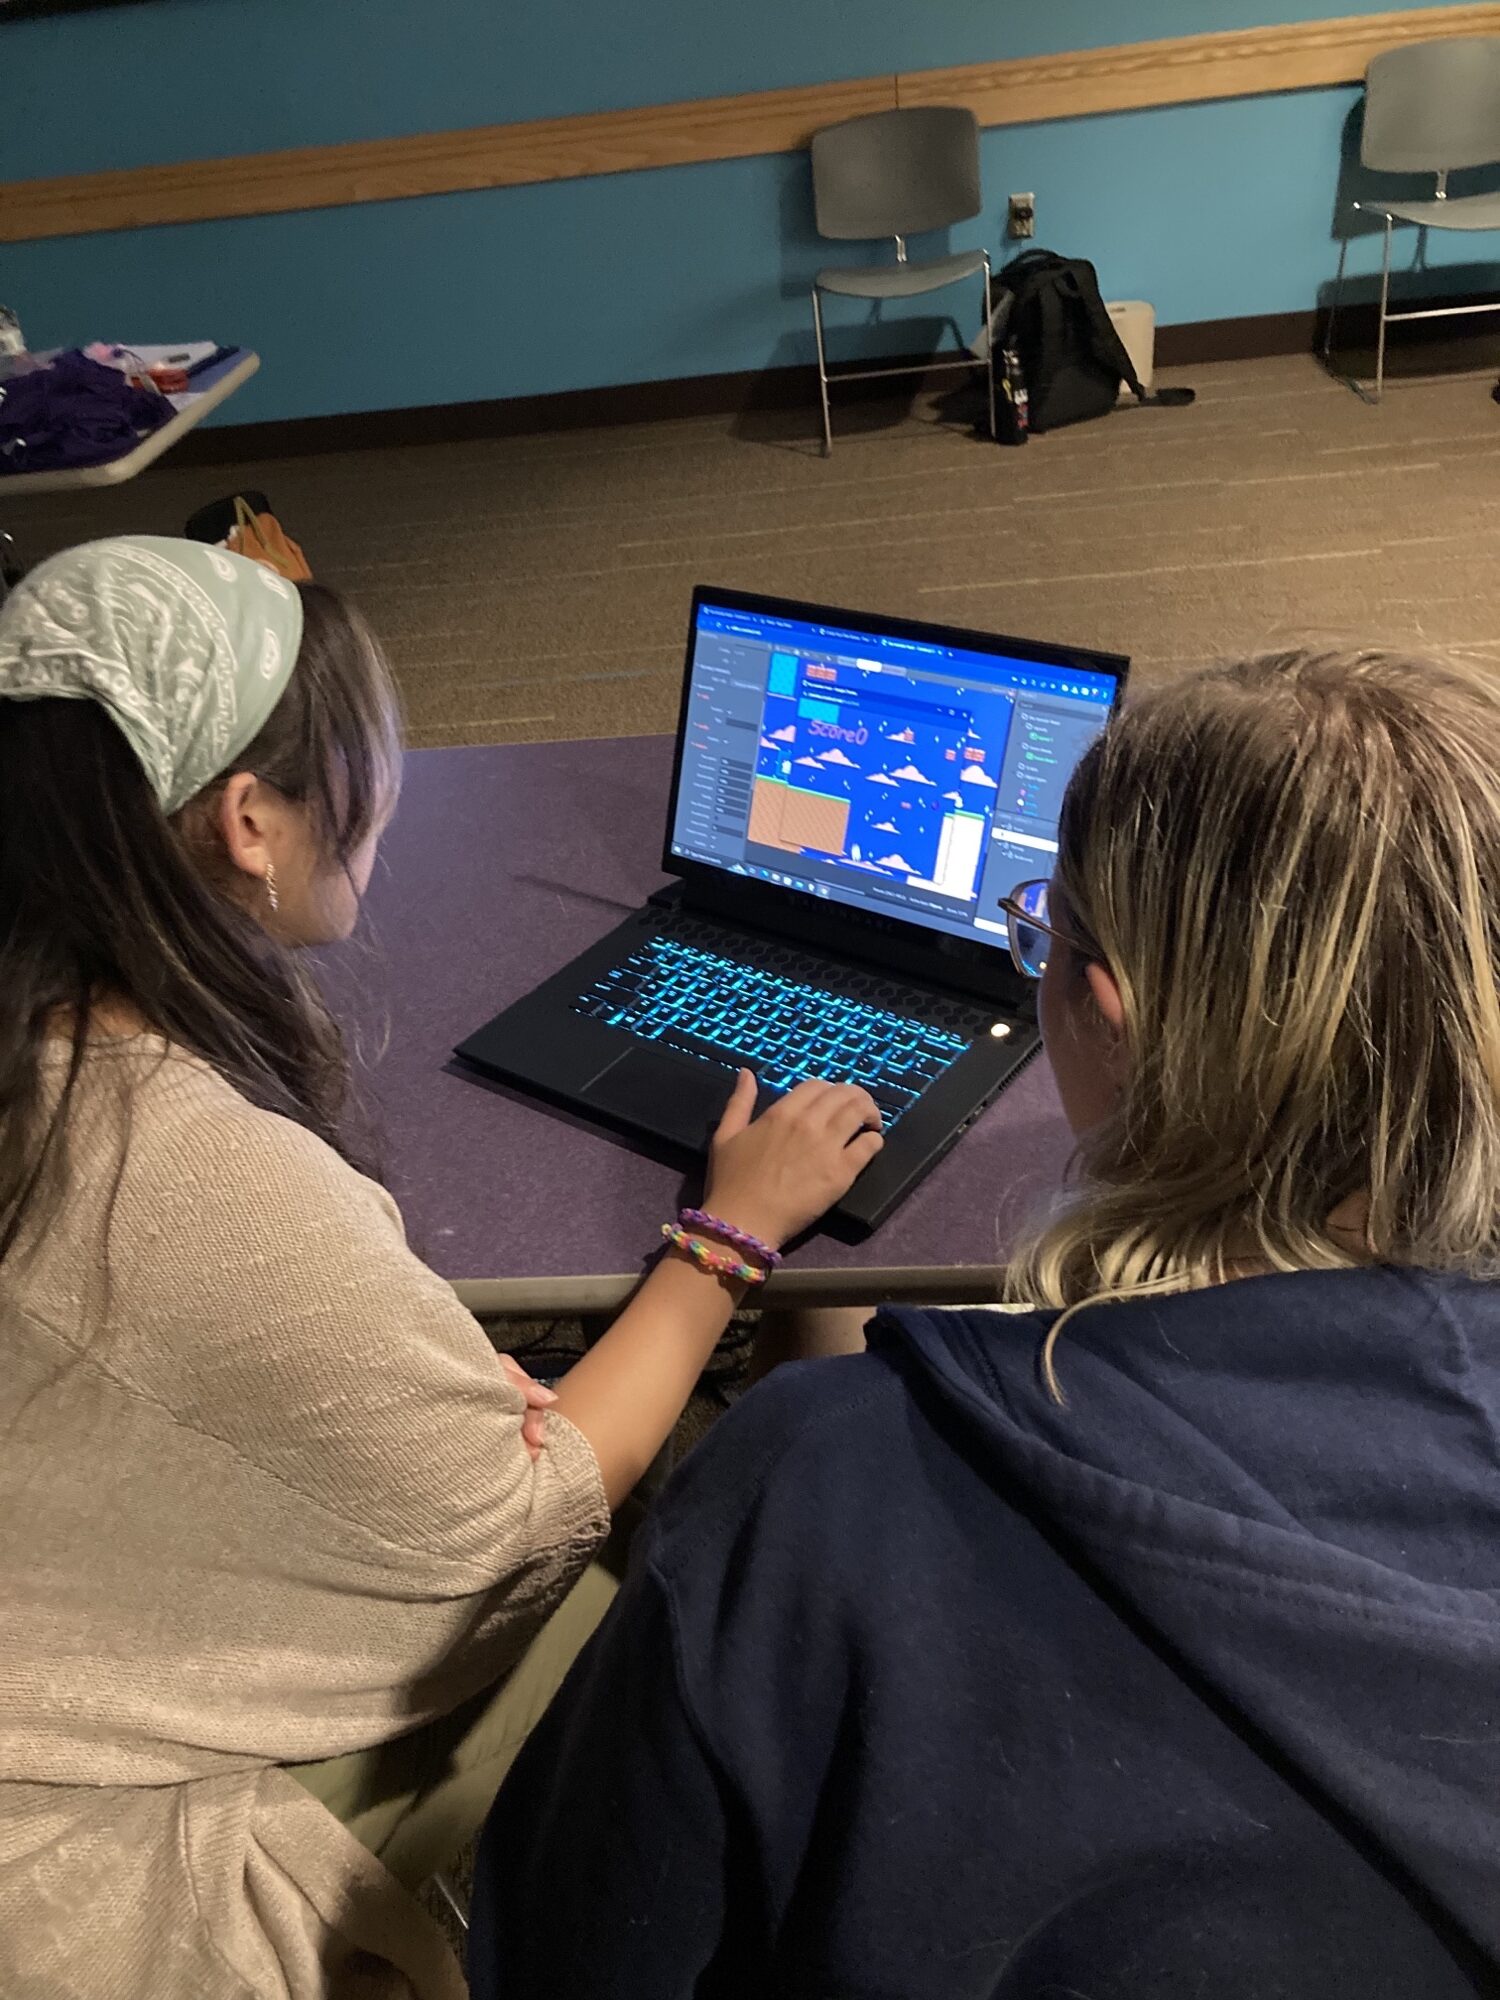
[0,580,401,1264]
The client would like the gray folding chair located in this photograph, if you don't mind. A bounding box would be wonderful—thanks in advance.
[809,106,996,454]
[1324,36,1500,401]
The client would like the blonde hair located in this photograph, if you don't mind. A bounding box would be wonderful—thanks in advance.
[1006,648,1500,1390]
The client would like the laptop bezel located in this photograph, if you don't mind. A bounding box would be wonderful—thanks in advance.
[660,584,1129,987]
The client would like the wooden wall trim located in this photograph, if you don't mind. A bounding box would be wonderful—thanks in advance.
[898,5,1500,121]
[4,5,1498,245]
[0,74,900,245]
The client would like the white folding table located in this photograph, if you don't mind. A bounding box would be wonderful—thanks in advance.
[0,346,259,495]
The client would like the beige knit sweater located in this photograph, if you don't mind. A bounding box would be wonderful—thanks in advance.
[0,1041,610,1999]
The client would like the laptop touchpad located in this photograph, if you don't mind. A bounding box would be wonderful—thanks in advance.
[585,1047,733,1143]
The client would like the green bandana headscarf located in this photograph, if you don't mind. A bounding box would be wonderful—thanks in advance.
[0,534,304,814]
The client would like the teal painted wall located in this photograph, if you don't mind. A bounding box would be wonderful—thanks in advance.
[0,0,1488,422]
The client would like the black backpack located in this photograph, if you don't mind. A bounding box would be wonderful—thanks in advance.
[989,249,1191,434]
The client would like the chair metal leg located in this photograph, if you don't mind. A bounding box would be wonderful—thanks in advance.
[980,252,997,439]
[1323,235,1349,363]
[811,286,833,457]
[1374,213,1393,404]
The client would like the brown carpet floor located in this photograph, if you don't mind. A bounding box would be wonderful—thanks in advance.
[13,346,1500,748]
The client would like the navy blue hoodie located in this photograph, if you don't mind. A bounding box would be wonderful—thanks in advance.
[470,1269,1500,1997]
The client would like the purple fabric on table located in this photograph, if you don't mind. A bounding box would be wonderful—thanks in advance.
[0,351,172,475]
[318,739,1076,1286]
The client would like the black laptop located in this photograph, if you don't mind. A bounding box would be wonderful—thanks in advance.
[455,587,1126,1235]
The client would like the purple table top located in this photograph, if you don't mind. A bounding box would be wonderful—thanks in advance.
[322,738,1075,1296]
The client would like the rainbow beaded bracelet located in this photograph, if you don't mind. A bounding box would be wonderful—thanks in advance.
[661,1223,771,1286]
[677,1208,784,1268]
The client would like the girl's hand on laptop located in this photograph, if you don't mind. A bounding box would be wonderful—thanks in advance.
[705,1069,883,1250]
[548,1071,880,1506]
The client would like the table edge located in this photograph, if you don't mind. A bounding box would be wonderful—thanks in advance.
[452,1262,1006,1317]
[0,350,260,493]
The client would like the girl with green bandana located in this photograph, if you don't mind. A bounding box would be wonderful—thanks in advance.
[0,537,879,1999]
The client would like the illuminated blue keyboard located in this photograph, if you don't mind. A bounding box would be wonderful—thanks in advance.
[572,932,976,1123]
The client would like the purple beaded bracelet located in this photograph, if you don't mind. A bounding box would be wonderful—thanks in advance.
[678,1207,784,1269]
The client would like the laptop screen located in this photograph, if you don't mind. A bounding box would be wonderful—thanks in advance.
[667,593,1123,954]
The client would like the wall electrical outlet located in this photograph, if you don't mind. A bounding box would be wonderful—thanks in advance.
[1007,193,1036,239]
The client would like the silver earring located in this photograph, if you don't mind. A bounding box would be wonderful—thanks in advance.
[265,862,279,914]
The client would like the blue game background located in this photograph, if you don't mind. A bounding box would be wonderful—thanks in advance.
[752,651,1015,893]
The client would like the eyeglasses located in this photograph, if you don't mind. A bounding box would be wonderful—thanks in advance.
[996,877,1078,981]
